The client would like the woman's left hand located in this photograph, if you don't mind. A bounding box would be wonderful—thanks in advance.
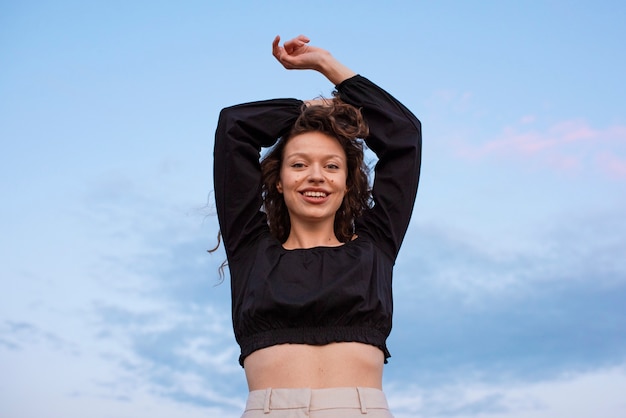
[272,35,330,71]
[272,34,356,85]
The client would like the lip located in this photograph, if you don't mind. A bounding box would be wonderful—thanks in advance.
[299,188,331,203]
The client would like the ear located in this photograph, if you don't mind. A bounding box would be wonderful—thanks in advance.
[276,181,283,193]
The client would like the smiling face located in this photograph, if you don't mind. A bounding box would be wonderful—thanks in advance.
[277,131,348,228]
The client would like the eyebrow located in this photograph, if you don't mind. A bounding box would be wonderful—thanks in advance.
[285,152,345,161]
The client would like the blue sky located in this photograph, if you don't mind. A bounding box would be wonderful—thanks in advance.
[1,1,625,417]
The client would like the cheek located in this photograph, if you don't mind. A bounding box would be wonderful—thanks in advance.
[340,175,348,191]
[279,173,302,190]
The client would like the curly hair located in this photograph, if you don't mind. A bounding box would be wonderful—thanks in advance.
[260,97,371,243]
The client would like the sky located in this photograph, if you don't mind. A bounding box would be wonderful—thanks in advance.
[1,1,625,417]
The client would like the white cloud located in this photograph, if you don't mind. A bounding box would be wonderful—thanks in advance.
[386,364,626,418]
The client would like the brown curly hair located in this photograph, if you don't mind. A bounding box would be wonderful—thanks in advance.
[260,97,371,243]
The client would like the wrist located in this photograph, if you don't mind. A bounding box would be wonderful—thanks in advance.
[317,53,356,86]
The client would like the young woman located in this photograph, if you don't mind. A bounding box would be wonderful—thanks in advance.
[214,34,422,417]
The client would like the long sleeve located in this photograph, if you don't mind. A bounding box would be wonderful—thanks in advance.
[336,75,422,260]
[213,99,303,259]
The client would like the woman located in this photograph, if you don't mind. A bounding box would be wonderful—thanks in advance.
[214,34,421,417]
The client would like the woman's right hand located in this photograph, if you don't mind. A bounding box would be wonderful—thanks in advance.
[303,98,331,107]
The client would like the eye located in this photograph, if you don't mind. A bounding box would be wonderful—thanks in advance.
[326,163,340,170]
[291,162,305,168]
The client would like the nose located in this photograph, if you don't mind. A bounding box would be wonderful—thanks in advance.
[308,164,325,183]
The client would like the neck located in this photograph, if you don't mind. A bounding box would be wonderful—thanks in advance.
[282,221,342,250]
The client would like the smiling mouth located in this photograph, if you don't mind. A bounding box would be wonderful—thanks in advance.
[302,191,328,198]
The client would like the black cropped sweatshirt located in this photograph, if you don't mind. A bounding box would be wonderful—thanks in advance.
[214,75,421,366]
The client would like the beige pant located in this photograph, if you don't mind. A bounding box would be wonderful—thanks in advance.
[242,387,394,417]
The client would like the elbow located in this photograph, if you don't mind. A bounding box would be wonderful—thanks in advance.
[215,107,240,151]
[217,106,237,129]
[409,118,422,157]
[409,116,422,145]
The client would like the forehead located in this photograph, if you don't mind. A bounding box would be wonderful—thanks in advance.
[283,131,345,159]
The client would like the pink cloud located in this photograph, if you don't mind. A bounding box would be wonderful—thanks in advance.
[457,119,626,179]
[596,152,626,179]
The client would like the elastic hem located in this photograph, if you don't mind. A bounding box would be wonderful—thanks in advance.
[238,326,390,366]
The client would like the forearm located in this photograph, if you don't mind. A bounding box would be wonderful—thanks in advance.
[216,99,303,148]
[214,99,302,254]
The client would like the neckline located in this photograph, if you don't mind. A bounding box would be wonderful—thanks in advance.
[281,235,360,251]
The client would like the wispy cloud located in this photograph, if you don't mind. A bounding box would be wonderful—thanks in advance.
[387,210,626,386]
[0,320,79,354]
[400,206,626,298]
[456,119,626,179]
[428,89,475,113]
[386,364,626,418]
[596,151,626,179]
[78,181,245,410]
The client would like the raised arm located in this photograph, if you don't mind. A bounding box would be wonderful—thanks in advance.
[338,76,421,259]
[214,99,302,258]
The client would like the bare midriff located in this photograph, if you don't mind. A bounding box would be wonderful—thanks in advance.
[244,342,384,391]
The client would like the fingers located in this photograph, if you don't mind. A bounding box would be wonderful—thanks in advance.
[273,34,310,53]
[272,35,282,61]
[295,34,310,44]
[283,34,309,54]
[283,34,310,47]
[304,98,331,107]
[272,34,314,70]
[272,35,282,51]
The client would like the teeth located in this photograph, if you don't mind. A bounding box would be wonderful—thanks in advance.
[303,191,327,198]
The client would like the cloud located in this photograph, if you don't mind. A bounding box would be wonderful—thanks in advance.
[596,151,626,179]
[456,119,626,179]
[0,164,243,416]
[78,184,245,411]
[386,209,626,385]
[428,90,475,112]
[386,364,626,418]
[0,320,79,354]
[400,204,626,296]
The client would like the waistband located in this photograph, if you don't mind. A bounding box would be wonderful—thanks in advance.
[245,387,389,413]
